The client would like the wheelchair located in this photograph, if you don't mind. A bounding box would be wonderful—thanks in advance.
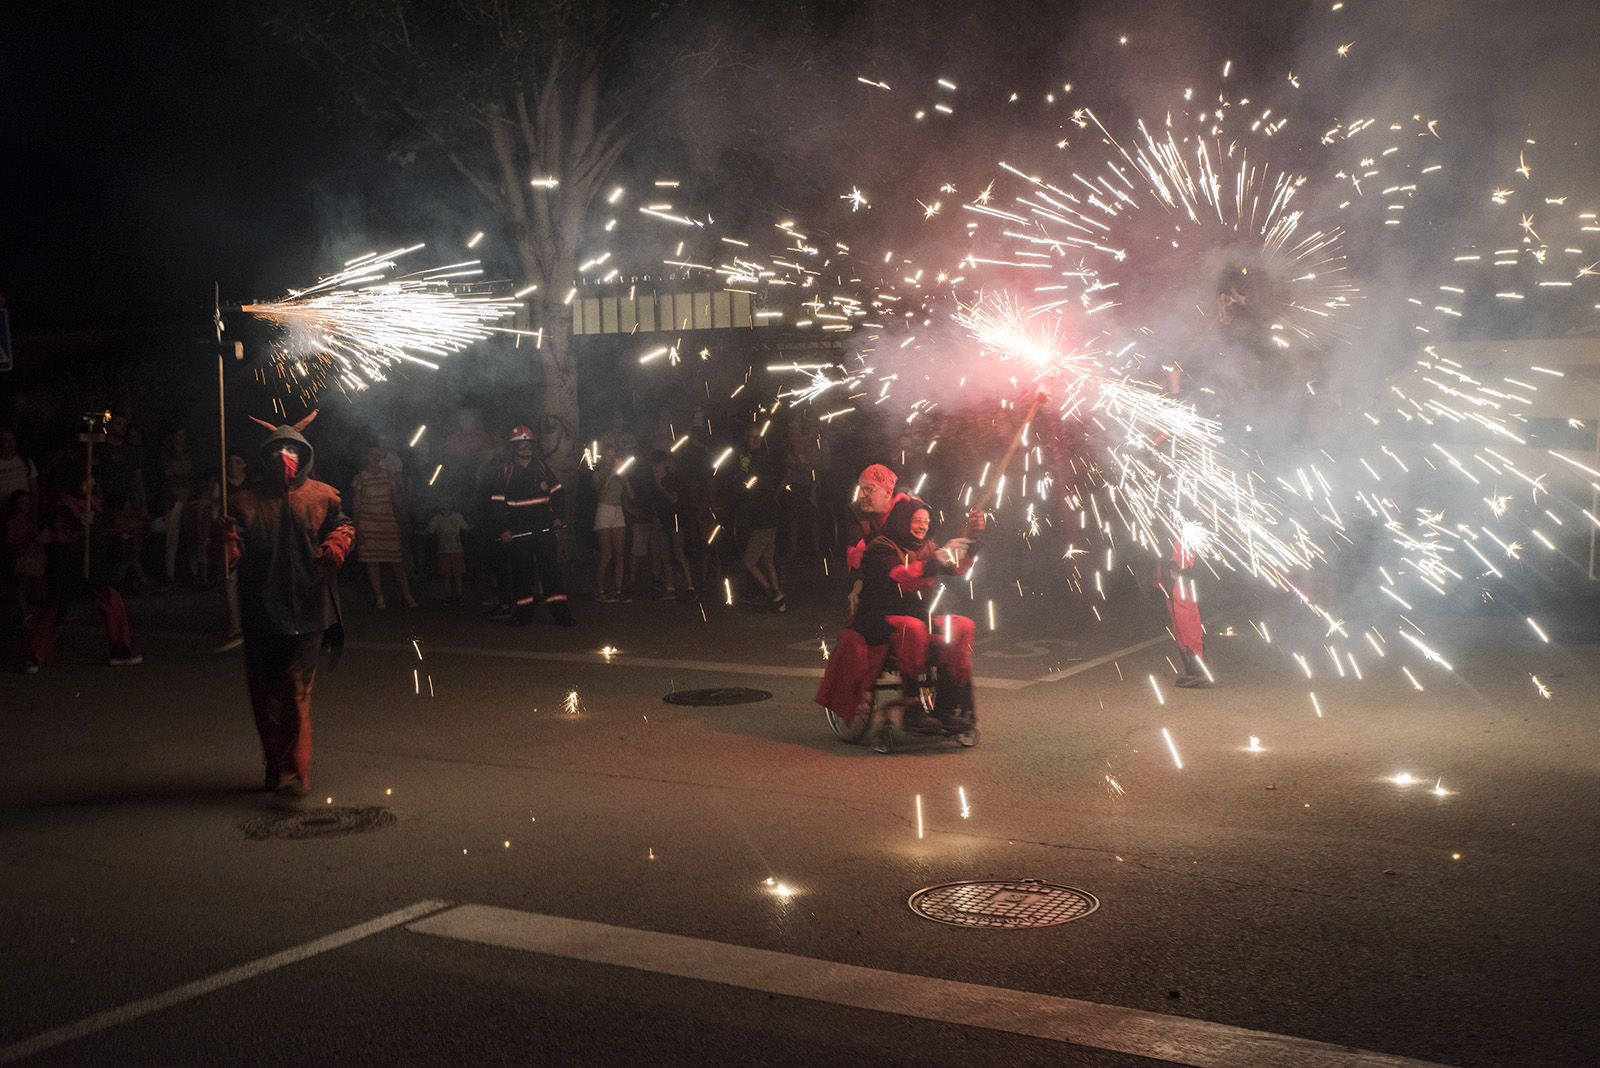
[824,645,978,753]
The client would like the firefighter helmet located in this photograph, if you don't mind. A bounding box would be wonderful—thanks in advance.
[508,424,536,443]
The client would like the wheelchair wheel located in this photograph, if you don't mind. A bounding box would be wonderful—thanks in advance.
[825,694,874,744]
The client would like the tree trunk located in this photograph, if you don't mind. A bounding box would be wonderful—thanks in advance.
[538,296,580,481]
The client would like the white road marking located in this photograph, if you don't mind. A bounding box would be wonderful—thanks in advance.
[410,905,1448,1068]
[0,900,449,1065]
[1031,634,1169,683]
[349,640,1034,690]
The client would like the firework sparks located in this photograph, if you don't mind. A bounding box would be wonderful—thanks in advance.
[243,245,524,393]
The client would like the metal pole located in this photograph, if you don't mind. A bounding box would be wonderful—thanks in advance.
[219,352,229,523]
[82,436,94,579]
[214,283,232,579]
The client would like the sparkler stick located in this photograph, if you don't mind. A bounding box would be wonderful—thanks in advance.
[975,389,1049,512]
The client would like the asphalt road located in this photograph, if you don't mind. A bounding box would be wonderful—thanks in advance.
[2,568,1597,1066]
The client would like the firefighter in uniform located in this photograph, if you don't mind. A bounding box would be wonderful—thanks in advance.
[490,425,573,626]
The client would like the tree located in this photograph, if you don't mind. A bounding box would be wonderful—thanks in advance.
[269,0,742,474]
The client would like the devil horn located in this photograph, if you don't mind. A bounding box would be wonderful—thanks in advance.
[247,416,278,431]
[292,409,319,431]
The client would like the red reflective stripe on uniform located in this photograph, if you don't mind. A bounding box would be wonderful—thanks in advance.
[515,596,537,606]
[489,494,507,502]
[505,497,550,507]
[547,483,562,493]
[544,594,568,603]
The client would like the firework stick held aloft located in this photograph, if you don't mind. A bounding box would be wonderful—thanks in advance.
[974,389,1049,513]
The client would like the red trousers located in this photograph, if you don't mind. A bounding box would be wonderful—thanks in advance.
[815,614,976,721]
[26,586,132,663]
[244,630,323,784]
[1170,585,1204,656]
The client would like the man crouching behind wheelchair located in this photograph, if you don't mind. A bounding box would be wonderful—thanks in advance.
[817,494,983,751]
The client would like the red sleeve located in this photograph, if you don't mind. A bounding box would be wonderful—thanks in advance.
[846,538,866,571]
[318,489,356,568]
[888,554,938,594]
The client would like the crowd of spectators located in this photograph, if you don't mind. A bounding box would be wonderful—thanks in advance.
[0,387,926,654]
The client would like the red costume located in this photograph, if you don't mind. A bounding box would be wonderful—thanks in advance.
[817,496,977,725]
[1164,539,1210,686]
[23,484,138,670]
[223,416,354,795]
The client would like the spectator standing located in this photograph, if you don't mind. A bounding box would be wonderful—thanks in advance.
[0,429,38,509]
[593,451,633,601]
[5,490,45,625]
[218,448,250,644]
[21,467,142,673]
[351,442,416,609]
[735,423,785,613]
[649,450,695,599]
[424,502,470,604]
[156,427,194,583]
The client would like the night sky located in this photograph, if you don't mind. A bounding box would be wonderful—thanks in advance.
[0,0,395,327]
[4,0,1598,334]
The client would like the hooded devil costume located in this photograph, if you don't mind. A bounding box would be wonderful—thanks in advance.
[222,413,355,796]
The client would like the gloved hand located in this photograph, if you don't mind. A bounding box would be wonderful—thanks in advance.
[935,538,971,570]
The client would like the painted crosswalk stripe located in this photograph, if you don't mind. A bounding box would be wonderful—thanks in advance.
[0,900,450,1065]
[409,905,1448,1068]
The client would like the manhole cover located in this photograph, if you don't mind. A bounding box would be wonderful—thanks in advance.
[908,879,1099,929]
[662,687,773,706]
[242,806,395,841]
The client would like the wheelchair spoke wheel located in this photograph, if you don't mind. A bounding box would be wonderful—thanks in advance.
[826,708,871,744]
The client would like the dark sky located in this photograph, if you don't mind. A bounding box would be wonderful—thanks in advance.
[4,0,1598,333]
[0,0,384,327]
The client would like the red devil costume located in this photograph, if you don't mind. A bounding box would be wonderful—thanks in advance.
[222,413,354,796]
[489,425,572,626]
[22,475,141,672]
[817,495,978,728]
[1164,538,1211,688]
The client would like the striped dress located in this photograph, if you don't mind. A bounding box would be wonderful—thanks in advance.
[352,470,404,564]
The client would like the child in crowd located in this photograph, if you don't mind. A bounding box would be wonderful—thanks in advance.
[424,501,470,604]
[5,490,45,625]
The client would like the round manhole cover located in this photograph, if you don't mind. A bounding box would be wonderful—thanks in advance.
[908,879,1099,929]
[242,806,395,841]
[662,687,773,706]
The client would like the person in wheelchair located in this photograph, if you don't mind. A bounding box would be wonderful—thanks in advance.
[818,495,979,734]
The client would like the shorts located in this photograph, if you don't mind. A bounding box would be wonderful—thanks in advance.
[594,503,626,531]
[742,527,777,568]
[437,551,465,578]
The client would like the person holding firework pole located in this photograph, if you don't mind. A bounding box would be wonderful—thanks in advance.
[489,424,573,626]
[220,413,354,797]
[1165,525,1212,688]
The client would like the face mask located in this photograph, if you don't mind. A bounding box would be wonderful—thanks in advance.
[273,446,301,486]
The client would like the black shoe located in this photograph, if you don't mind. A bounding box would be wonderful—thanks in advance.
[550,603,576,627]
[263,764,281,792]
